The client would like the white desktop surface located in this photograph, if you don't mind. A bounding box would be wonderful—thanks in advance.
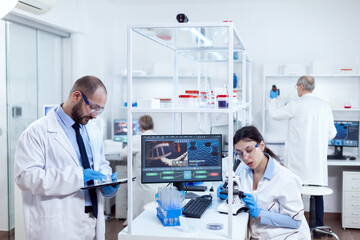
[118,198,249,240]
[327,156,360,166]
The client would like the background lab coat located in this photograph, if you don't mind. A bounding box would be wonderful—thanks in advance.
[268,93,337,186]
[14,109,112,240]
[119,129,165,218]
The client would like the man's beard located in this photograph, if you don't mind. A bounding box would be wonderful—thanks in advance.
[71,100,92,125]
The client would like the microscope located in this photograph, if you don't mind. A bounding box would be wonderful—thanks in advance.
[217,159,248,215]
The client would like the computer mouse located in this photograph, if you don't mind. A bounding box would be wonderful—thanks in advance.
[209,186,214,192]
[349,157,356,160]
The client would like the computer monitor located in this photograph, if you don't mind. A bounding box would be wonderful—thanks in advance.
[210,125,229,153]
[113,119,141,142]
[141,134,222,190]
[328,120,359,159]
[43,105,56,116]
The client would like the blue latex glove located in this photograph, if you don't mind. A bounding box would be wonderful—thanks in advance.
[83,169,106,184]
[101,172,120,196]
[217,183,228,200]
[242,192,261,218]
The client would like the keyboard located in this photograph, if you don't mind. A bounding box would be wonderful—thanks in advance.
[327,155,347,160]
[183,185,207,192]
[182,195,212,218]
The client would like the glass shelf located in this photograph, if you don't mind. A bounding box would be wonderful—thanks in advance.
[132,22,247,62]
[129,102,251,113]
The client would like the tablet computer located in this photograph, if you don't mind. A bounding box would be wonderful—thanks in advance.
[81,177,136,190]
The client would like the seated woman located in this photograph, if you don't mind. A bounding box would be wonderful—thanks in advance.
[232,126,310,239]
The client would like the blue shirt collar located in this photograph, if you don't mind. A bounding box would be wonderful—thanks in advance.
[245,153,275,180]
[55,104,76,129]
[263,153,274,180]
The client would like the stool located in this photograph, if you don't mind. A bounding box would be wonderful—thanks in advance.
[301,185,339,240]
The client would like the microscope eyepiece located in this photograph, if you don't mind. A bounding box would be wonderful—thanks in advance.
[238,191,245,199]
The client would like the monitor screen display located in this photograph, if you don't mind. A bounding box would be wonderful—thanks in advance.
[328,121,359,147]
[113,119,140,142]
[43,105,56,116]
[141,134,222,184]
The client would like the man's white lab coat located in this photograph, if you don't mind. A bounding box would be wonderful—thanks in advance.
[14,110,112,240]
[268,93,337,185]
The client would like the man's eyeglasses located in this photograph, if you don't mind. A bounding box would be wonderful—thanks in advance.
[74,90,104,115]
[234,142,260,159]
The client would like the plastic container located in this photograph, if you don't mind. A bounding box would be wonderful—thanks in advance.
[185,90,199,97]
[217,95,229,108]
[199,91,207,107]
[185,90,199,107]
[178,95,192,108]
[156,200,182,227]
[138,98,160,108]
[233,73,237,88]
[207,91,215,108]
[192,95,198,107]
[233,90,238,106]
[158,98,173,108]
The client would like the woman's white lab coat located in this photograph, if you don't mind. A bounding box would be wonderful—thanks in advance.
[236,156,311,239]
[268,93,337,186]
[14,110,112,240]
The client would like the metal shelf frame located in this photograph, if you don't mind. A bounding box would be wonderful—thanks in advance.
[125,22,252,239]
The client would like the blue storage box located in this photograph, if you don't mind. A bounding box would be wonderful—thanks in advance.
[156,200,182,227]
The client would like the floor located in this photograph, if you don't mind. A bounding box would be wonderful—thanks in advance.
[0,213,358,239]
[105,213,360,240]
[105,217,126,240]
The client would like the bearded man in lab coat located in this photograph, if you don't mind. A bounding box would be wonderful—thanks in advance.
[119,115,165,219]
[268,75,337,235]
[15,76,119,240]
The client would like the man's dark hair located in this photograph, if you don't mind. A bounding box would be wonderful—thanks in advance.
[70,75,107,97]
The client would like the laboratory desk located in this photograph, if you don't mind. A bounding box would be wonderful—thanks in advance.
[327,156,360,166]
[118,197,249,240]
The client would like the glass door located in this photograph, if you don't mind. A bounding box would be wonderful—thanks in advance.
[5,21,67,240]
[6,22,38,240]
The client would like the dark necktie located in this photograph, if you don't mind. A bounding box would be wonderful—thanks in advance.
[72,123,98,218]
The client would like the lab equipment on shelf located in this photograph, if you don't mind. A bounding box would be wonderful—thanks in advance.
[199,91,207,107]
[182,195,213,218]
[207,91,215,108]
[158,98,173,108]
[233,73,237,88]
[217,95,229,108]
[270,85,280,99]
[185,90,199,107]
[178,94,192,108]
[233,90,239,106]
[138,98,160,108]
